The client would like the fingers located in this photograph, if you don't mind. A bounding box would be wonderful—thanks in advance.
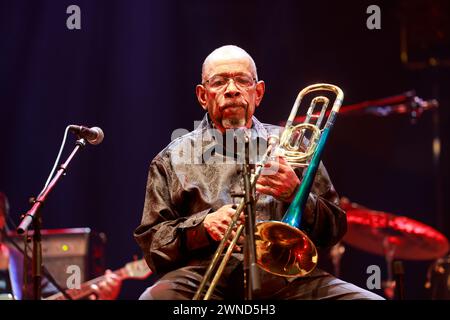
[208,219,243,242]
[256,155,300,202]
[99,281,113,297]
[256,178,297,201]
[88,271,122,300]
[277,156,289,166]
[204,204,245,251]
[262,157,291,174]
[261,156,297,179]
[207,225,224,241]
[221,209,236,225]
[205,204,246,242]
[255,183,278,198]
[256,174,284,198]
[257,175,283,188]
[89,284,100,300]
[228,208,245,225]
[223,204,236,211]
[238,211,245,225]
[225,230,242,252]
[224,208,244,224]
[105,270,122,289]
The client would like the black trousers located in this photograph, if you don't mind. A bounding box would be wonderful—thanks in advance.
[138,260,384,300]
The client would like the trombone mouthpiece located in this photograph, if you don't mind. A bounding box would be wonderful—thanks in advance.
[233,127,252,143]
[268,135,280,146]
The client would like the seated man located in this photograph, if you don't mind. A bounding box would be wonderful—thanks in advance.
[134,45,383,300]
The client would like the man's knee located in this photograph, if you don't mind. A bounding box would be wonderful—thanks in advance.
[288,270,385,300]
[138,267,203,300]
[139,279,189,300]
[139,286,154,300]
[327,279,385,300]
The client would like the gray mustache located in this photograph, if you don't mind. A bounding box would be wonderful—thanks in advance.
[221,101,247,109]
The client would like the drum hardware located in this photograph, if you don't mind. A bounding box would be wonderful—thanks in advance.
[339,197,449,299]
[329,242,346,278]
[425,255,450,300]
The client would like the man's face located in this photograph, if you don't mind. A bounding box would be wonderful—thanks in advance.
[196,57,265,133]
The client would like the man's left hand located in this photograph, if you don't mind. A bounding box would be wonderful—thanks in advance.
[256,156,300,203]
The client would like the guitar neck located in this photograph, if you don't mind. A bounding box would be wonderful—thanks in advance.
[46,268,128,300]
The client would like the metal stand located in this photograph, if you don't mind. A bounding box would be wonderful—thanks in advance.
[383,237,405,300]
[381,237,405,300]
[16,138,86,300]
[330,241,346,278]
[242,135,260,300]
[393,260,405,300]
[382,237,396,300]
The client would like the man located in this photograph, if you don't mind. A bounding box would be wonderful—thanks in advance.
[0,192,122,300]
[134,45,383,300]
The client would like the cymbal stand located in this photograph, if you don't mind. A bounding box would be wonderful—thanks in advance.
[382,237,396,300]
[242,133,260,299]
[330,241,346,278]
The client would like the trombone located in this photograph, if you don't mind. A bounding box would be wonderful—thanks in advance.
[193,83,344,300]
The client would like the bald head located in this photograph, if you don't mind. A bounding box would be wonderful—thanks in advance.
[201,45,258,82]
[196,45,265,132]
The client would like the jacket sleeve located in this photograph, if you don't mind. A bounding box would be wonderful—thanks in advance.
[133,157,214,274]
[296,162,347,248]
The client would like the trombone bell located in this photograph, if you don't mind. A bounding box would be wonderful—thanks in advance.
[255,221,318,277]
[254,83,343,278]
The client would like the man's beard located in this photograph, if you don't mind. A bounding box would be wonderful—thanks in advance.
[220,101,248,129]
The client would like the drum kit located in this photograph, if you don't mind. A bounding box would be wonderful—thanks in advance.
[331,197,449,300]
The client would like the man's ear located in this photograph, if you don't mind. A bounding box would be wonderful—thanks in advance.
[196,84,208,111]
[255,80,265,107]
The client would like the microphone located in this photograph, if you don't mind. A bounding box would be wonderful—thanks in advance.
[68,125,104,145]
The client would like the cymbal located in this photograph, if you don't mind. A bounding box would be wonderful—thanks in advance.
[341,202,449,260]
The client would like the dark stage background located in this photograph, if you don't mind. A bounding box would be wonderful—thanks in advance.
[1,0,449,299]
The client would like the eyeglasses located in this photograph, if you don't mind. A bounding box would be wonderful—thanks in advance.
[203,74,256,90]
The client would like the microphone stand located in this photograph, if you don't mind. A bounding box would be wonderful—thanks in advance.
[242,135,260,300]
[393,260,405,300]
[330,241,346,278]
[16,138,87,300]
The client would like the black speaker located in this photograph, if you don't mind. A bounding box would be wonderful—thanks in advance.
[6,228,106,289]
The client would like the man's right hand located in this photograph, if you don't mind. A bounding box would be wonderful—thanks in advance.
[203,204,244,250]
